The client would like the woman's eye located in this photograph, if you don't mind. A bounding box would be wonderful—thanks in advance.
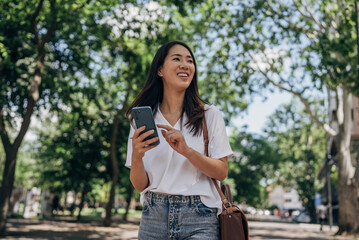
[173,58,180,61]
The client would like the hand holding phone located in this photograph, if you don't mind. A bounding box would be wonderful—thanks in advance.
[132,106,160,146]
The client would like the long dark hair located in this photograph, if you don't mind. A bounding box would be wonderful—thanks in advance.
[126,41,205,136]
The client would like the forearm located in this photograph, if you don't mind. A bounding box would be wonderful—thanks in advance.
[183,148,228,181]
[130,157,149,191]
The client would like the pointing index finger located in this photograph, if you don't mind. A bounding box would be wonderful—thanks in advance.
[157,124,172,131]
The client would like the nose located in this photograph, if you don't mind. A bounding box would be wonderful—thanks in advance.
[180,60,189,69]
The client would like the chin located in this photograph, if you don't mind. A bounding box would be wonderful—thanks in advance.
[178,83,191,91]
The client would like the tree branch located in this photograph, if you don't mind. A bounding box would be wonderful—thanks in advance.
[13,98,35,151]
[17,0,59,152]
[293,0,326,33]
[267,2,319,41]
[76,0,92,9]
[120,86,132,115]
[247,50,338,137]
[110,85,132,160]
[31,0,45,44]
[0,108,11,154]
[335,85,344,126]
[42,0,57,45]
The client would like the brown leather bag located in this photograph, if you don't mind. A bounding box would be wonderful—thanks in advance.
[203,116,249,240]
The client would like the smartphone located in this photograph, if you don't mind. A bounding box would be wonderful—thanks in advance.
[132,106,160,146]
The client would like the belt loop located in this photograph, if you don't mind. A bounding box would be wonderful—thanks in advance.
[148,191,153,207]
[191,195,195,206]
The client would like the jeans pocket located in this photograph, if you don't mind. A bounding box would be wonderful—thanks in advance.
[142,197,150,214]
[195,202,217,216]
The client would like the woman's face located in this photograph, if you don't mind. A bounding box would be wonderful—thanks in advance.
[157,44,195,92]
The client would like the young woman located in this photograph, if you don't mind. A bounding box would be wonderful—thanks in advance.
[126,41,233,239]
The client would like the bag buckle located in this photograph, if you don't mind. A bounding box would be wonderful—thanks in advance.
[222,199,232,209]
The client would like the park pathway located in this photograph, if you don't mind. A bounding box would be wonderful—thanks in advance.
[3,217,359,240]
[5,217,139,240]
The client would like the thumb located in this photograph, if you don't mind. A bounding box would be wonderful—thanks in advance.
[161,129,167,137]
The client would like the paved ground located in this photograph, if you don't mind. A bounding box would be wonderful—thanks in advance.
[5,217,139,240]
[249,221,355,240]
[3,216,359,240]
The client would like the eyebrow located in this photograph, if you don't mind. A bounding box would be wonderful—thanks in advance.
[170,53,193,58]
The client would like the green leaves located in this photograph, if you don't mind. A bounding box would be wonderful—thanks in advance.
[227,130,281,207]
[1,0,215,200]
[264,99,327,215]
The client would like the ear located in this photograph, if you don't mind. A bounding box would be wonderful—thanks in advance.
[157,67,163,77]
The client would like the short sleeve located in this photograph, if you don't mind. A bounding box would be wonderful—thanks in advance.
[125,124,135,168]
[205,105,233,159]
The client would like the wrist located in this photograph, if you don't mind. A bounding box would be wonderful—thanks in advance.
[132,155,144,166]
[183,147,194,159]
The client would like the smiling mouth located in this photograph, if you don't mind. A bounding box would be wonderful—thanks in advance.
[178,73,189,77]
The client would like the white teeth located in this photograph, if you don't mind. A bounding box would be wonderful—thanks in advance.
[178,73,188,77]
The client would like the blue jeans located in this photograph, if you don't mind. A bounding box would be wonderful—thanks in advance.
[139,192,219,240]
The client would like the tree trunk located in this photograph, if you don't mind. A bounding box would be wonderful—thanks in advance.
[0,96,34,236]
[336,90,359,234]
[103,113,121,227]
[103,176,118,226]
[77,189,87,222]
[0,149,17,236]
[103,83,132,226]
[337,143,359,233]
[123,185,133,221]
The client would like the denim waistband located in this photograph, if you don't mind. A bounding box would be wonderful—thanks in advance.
[145,191,202,205]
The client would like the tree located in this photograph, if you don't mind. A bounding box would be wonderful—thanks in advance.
[195,0,359,234]
[37,95,109,220]
[265,100,327,222]
[228,130,281,208]
[0,0,59,234]
[0,0,124,234]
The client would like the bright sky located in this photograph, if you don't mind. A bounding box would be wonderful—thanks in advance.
[232,90,293,135]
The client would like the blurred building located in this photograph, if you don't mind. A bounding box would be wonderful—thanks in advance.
[268,185,303,216]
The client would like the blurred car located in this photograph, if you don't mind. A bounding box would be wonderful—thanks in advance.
[292,212,311,223]
[244,206,257,215]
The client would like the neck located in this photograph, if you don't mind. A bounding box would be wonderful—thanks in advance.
[160,90,185,114]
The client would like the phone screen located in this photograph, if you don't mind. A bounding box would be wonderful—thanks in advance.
[132,106,160,146]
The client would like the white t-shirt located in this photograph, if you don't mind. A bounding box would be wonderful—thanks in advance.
[125,104,233,214]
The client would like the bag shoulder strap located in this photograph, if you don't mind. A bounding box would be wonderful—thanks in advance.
[203,114,250,240]
[221,184,233,203]
[202,115,231,208]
